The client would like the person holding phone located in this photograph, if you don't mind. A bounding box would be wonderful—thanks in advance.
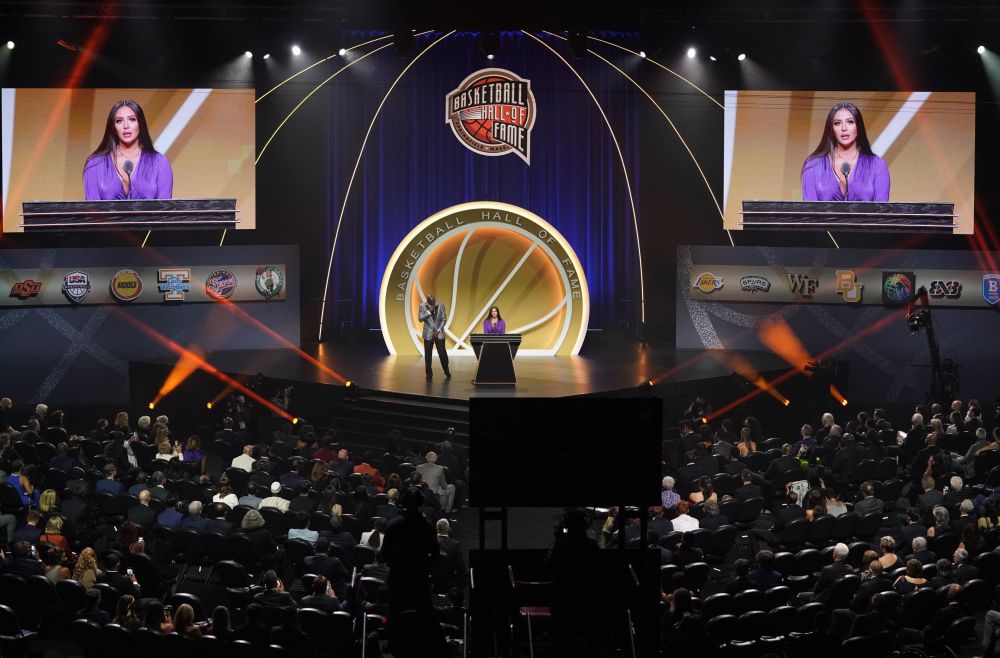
[418,294,451,380]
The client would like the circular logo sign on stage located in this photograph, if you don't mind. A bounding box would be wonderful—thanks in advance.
[446,69,536,164]
[110,268,143,302]
[255,266,284,299]
[882,271,915,306]
[206,268,238,300]
[379,202,589,357]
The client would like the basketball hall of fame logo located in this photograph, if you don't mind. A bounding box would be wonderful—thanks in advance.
[379,202,589,357]
[446,69,536,164]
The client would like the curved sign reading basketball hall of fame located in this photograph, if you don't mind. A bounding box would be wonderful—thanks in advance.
[379,202,589,357]
[446,69,536,164]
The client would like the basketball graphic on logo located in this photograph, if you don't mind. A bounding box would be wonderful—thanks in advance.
[380,202,589,357]
[460,76,506,145]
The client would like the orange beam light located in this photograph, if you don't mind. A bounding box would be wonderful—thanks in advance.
[150,346,205,407]
[758,318,813,373]
[830,384,848,407]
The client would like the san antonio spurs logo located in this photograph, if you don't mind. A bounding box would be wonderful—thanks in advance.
[446,68,536,164]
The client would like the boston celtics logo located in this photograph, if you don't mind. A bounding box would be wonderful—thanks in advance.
[255,266,284,299]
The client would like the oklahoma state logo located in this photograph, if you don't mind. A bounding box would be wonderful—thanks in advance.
[446,68,536,164]
[10,279,43,299]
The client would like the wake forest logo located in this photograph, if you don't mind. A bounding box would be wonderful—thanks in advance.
[255,266,284,299]
[786,273,819,299]
[834,270,863,303]
[158,268,191,302]
[110,269,143,302]
[739,275,770,293]
[446,69,536,164]
[62,271,91,303]
[9,279,43,299]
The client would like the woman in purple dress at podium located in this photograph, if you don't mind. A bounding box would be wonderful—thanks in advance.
[83,99,173,200]
[801,102,889,202]
[483,306,506,334]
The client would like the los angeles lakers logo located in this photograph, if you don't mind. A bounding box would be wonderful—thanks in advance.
[446,69,536,164]
[379,202,589,357]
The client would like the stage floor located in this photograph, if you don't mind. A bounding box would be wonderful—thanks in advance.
[200,337,789,401]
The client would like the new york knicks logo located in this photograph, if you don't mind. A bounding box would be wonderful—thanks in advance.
[446,69,536,164]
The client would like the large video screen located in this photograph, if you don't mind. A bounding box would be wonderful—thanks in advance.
[723,91,975,233]
[2,88,255,232]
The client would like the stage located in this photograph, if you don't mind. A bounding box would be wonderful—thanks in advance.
[181,336,790,402]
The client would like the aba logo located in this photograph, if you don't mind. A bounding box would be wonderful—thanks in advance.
[786,273,819,298]
[984,274,1000,305]
[927,280,962,299]
[10,279,43,299]
[62,271,91,303]
[882,272,915,306]
[255,266,284,299]
[834,270,863,303]
[693,272,724,294]
[157,268,191,302]
[446,68,536,164]
[206,269,238,300]
[111,269,143,302]
[740,275,770,293]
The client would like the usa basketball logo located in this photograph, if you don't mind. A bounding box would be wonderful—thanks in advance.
[446,68,536,164]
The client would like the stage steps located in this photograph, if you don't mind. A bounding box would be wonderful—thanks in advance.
[330,390,469,458]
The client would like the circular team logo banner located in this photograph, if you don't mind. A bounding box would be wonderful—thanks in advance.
[446,68,536,164]
[206,268,238,300]
[110,268,142,302]
[379,202,589,357]
[255,266,284,299]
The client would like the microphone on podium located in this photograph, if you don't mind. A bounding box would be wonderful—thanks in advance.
[123,160,134,199]
[840,161,851,199]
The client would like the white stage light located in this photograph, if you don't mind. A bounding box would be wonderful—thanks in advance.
[687,47,696,59]
[5,41,13,50]
[291,44,301,56]
[244,51,253,58]
[978,45,986,55]
[639,51,646,58]
[338,48,346,56]
[263,53,270,60]
[737,53,746,61]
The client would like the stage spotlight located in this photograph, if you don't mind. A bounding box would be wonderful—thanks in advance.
[979,45,986,54]
[5,41,13,50]
[709,55,717,62]
[206,402,213,410]
[292,417,300,425]
[244,51,253,58]
[263,53,270,60]
[338,48,346,56]
[639,51,646,58]
[687,47,696,59]
[291,44,301,56]
[783,399,791,407]
[841,399,848,407]
[737,53,746,61]
[480,31,500,61]
[148,402,155,410]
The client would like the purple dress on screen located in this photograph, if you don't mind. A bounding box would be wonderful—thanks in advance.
[483,318,506,334]
[83,152,173,200]
[801,153,890,202]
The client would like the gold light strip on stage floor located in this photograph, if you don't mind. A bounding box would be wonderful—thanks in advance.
[524,30,646,323]
[318,30,456,341]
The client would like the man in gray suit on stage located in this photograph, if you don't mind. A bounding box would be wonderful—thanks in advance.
[418,294,451,380]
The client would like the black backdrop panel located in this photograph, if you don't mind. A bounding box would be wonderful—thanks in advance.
[469,397,662,507]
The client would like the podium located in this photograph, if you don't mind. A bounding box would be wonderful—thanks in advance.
[19,199,239,231]
[740,200,956,233]
[469,333,521,385]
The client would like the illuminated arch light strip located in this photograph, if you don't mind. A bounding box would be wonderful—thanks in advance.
[523,30,646,323]
[255,42,395,166]
[379,202,589,358]
[255,33,397,104]
[319,30,456,341]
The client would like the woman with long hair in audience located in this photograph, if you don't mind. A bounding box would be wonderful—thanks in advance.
[352,486,375,522]
[212,477,239,508]
[892,558,927,594]
[927,506,951,538]
[362,516,387,548]
[155,439,175,462]
[737,427,757,458]
[960,523,987,558]
[39,516,70,553]
[173,603,202,638]
[802,488,827,521]
[385,472,403,494]
[42,547,71,583]
[878,536,901,571]
[687,477,716,505]
[143,601,173,633]
[113,411,130,434]
[660,587,705,652]
[6,460,39,507]
[115,520,144,555]
[980,500,1000,530]
[183,436,207,476]
[742,416,765,444]
[311,461,331,490]
[207,605,233,640]
[38,488,59,514]
[113,594,142,630]
[73,547,102,590]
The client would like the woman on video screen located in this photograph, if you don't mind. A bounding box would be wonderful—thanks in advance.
[801,102,889,202]
[83,99,173,200]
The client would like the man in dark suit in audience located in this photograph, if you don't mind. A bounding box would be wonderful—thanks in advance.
[810,542,854,605]
[923,584,970,642]
[101,552,140,596]
[905,536,937,565]
[849,592,897,638]
[917,474,944,514]
[436,519,466,589]
[853,482,884,517]
[699,500,731,530]
[13,511,43,546]
[0,541,44,576]
[147,472,169,503]
[126,490,157,529]
[849,559,892,613]
[181,501,209,532]
[648,507,673,537]
[156,494,183,529]
[205,503,235,535]
[304,537,349,600]
[899,507,928,546]
[299,575,342,613]
[50,442,76,472]
[734,469,762,501]
[376,488,400,520]
[95,464,124,495]
[952,548,980,583]
[253,570,297,608]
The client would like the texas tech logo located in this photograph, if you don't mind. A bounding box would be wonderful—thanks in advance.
[446,69,536,164]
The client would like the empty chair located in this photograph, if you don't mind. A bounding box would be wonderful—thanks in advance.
[830,513,859,543]
[899,587,936,628]
[735,498,765,528]
[701,592,733,620]
[775,518,810,552]
[215,560,260,608]
[284,539,315,576]
[730,589,765,616]
[704,614,738,647]
[826,574,861,609]
[736,610,767,641]
[101,622,137,658]
[974,551,1000,586]
[876,479,904,504]
[683,562,711,594]
[763,585,792,611]
[805,515,836,548]
[766,605,797,636]
[55,579,88,615]
[705,525,739,563]
[852,513,883,542]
